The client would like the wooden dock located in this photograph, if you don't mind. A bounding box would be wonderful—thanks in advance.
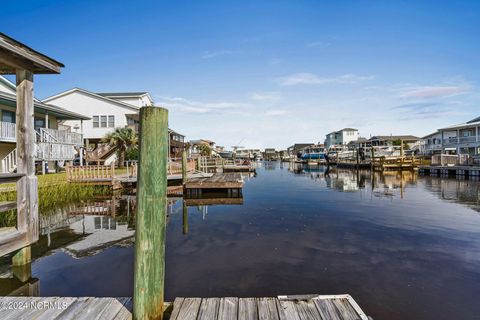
[0,297,132,320]
[169,294,369,320]
[0,294,371,320]
[419,165,480,178]
[185,173,243,194]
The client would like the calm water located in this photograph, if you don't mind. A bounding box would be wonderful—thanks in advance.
[2,162,480,319]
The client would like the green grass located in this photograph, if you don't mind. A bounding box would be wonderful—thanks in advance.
[0,173,111,228]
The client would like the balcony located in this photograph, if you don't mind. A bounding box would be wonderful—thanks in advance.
[0,121,82,146]
[442,136,479,146]
[0,121,16,142]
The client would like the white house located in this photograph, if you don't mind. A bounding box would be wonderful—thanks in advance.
[421,116,480,156]
[43,89,153,143]
[43,88,187,163]
[324,128,359,149]
[0,76,89,173]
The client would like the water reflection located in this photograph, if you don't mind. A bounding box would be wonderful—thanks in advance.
[1,162,480,320]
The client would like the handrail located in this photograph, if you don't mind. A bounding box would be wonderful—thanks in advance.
[66,164,115,182]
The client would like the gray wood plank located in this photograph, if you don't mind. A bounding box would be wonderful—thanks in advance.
[239,298,258,320]
[258,298,279,320]
[51,297,94,320]
[293,300,323,320]
[112,297,132,320]
[197,298,220,320]
[313,299,342,320]
[331,298,360,320]
[218,297,239,320]
[21,297,78,320]
[176,298,202,320]
[277,300,301,320]
[1,297,43,319]
[170,298,185,320]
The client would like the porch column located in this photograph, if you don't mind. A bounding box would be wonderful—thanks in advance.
[79,120,84,165]
[45,113,49,129]
[14,69,39,265]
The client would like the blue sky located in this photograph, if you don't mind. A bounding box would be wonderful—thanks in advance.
[2,0,479,149]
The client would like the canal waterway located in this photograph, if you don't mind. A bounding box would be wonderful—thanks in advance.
[1,162,480,320]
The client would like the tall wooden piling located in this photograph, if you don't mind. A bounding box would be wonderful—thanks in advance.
[134,107,168,320]
[182,150,187,183]
[371,147,375,170]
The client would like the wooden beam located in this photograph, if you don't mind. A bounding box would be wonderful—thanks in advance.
[0,34,63,74]
[134,107,168,320]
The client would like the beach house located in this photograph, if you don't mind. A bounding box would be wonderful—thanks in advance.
[0,76,89,173]
[324,128,359,149]
[43,88,185,163]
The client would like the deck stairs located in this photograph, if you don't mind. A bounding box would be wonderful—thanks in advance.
[85,143,117,164]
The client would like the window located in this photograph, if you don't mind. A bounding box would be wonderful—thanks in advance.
[34,118,45,131]
[2,110,15,123]
[108,115,115,128]
[101,116,107,128]
[93,115,114,128]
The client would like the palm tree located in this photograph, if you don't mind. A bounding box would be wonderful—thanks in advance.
[102,127,138,167]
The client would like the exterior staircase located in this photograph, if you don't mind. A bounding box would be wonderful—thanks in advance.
[85,143,118,164]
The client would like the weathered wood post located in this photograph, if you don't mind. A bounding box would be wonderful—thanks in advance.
[13,69,38,267]
[134,107,168,320]
[400,139,404,169]
[356,147,360,168]
[182,150,187,183]
[370,147,375,170]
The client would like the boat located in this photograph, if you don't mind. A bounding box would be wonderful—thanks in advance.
[300,145,326,162]
[218,151,233,159]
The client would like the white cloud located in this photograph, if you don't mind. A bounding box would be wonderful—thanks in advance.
[276,73,374,86]
[157,96,246,114]
[201,50,234,59]
[265,109,288,116]
[399,85,470,99]
[249,92,281,101]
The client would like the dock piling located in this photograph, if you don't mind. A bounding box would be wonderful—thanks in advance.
[134,107,168,320]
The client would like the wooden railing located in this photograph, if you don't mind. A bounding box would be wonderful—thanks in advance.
[168,159,196,175]
[66,164,115,182]
[431,154,471,166]
[197,156,253,172]
[40,128,82,146]
[85,143,117,162]
[0,121,16,141]
[36,142,76,161]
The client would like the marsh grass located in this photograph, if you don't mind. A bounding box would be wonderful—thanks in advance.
[0,173,111,228]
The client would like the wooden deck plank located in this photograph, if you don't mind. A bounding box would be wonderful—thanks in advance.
[293,300,323,320]
[170,297,185,320]
[218,297,239,320]
[0,295,369,320]
[111,297,133,320]
[19,297,78,320]
[197,298,220,320]
[331,298,361,320]
[51,297,94,320]
[175,298,202,320]
[313,299,342,320]
[239,298,258,320]
[258,298,280,320]
[276,300,301,320]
